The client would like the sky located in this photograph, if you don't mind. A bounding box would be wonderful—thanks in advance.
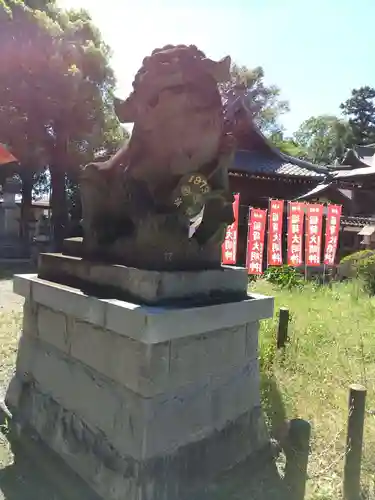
[58,0,375,135]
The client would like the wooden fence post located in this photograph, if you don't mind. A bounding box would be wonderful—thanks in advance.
[343,384,367,500]
[284,418,311,500]
[277,307,289,349]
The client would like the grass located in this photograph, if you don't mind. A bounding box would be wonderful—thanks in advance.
[0,311,21,390]
[0,273,375,498]
[0,308,21,474]
[253,279,375,499]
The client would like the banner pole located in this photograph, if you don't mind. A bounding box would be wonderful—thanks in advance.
[246,206,251,273]
[286,202,289,268]
[267,198,270,269]
[304,204,308,281]
[322,203,328,284]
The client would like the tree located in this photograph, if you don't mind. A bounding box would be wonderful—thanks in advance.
[0,0,125,248]
[269,132,307,159]
[293,115,354,165]
[340,86,375,145]
[221,64,289,136]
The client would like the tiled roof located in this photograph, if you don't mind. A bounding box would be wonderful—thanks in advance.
[337,147,375,174]
[233,150,325,178]
[341,216,375,227]
[333,164,375,179]
[354,145,375,165]
[296,183,331,199]
[296,182,354,202]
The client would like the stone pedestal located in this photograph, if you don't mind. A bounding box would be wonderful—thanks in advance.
[6,270,273,500]
[0,177,25,258]
[2,177,21,236]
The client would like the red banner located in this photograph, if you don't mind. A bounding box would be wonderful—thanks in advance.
[0,144,17,165]
[247,208,267,275]
[287,202,305,267]
[267,199,284,266]
[221,193,240,265]
[305,204,324,266]
[324,204,342,265]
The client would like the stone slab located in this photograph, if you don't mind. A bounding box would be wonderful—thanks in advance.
[13,274,274,344]
[9,335,261,460]
[8,381,268,500]
[20,298,260,398]
[9,272,274,499]
[38,252,248,305]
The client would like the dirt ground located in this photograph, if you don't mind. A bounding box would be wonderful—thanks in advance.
[0,280,24,314]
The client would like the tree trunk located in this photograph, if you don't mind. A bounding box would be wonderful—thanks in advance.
[50,166,67,251]
[19,169,33,255]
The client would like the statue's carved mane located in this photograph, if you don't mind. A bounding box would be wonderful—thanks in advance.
[115,44,230,124]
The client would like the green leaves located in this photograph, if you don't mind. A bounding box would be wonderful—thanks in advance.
[340,86,375,146]
[263,265,304,290]
[293,87,375,165]
[294,115,353,165]
[0,0,122,168]
[221,63,289,136]
[0,0,124,245]
[270,132,307,159]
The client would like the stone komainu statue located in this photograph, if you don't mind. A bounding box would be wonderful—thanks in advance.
[79,44,236,271]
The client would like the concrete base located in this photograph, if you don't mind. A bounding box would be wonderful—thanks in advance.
[38,252,248,305]
[6,274,274,500]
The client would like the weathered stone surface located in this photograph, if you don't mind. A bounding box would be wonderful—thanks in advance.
[37,306,69,353]
[12,337,146,459]
[13,273,31,298]
[5,333,34,408]
[68,318,170,397]
[14,275,107,327]
[67,319,259,397]
[38,252,248,305]
[168,323,256,388]
[12,384,138,500]
[13,274,274,343]
[104,295,272,344]
[8,274,274,499]
[13,278,265,398]
[10,381,268,500]
[10,335,261,460]
[144,359,261,458]
[22,299,38,338]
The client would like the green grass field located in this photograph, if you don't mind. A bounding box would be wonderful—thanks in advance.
[253,279,375,499]
[0,273,375,499]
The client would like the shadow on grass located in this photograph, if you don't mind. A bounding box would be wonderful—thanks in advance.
[260,371,288,443]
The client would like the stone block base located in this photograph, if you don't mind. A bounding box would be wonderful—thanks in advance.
[6,274,273,500]
[10,379,267,500]
[38,252,248,305]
